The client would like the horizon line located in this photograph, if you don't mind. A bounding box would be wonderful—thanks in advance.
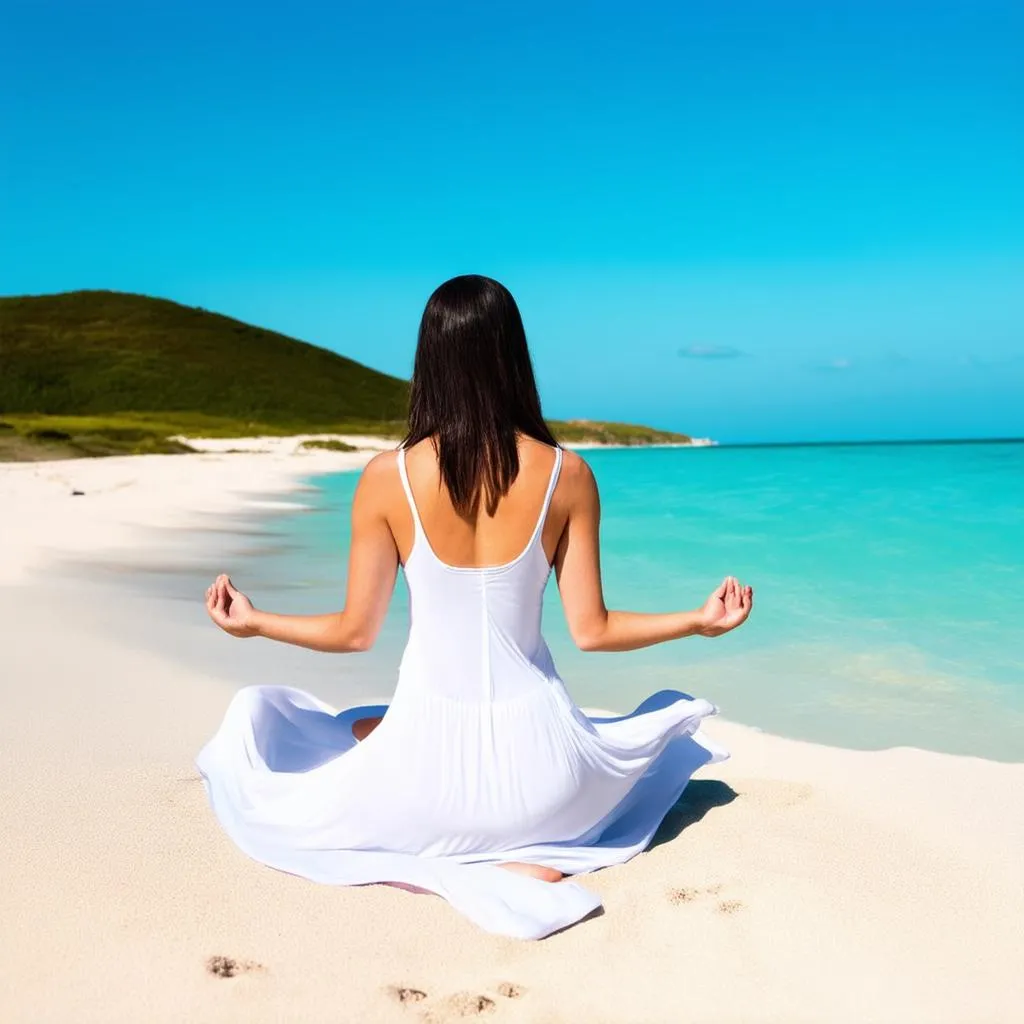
[701,436,1023,450]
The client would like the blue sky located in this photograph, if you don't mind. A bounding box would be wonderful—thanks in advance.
[2,1,1022,443]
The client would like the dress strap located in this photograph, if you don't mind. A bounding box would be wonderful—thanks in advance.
[526,445,563,550]
[396,447,424,537]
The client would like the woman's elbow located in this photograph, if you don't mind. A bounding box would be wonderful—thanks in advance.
[572,627,606,653]
[341,628,376,653]
[331,614,377,653]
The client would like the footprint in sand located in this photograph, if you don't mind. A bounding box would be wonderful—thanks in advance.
[394,981,525,1019]
[667,884,744,913]
[206,955,264,978]
[667,887,698,905]
[717,899,744,914]
[388,985,428,1005]
[444,992,497,1016]
[666,883,721,905]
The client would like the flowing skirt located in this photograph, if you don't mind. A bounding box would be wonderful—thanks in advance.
[197,684,727,939]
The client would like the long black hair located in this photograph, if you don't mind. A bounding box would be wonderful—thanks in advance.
[404,275,558,517]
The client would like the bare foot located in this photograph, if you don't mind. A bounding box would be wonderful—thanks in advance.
[352,716,383,742]
[497,862,563,883]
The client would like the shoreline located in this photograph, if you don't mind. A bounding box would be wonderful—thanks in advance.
[2,438,1023,1022]
[0,435,388,585]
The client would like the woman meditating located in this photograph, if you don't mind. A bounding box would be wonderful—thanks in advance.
[200,275,753,939]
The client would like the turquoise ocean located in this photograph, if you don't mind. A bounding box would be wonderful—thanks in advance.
[221,440,1024,762]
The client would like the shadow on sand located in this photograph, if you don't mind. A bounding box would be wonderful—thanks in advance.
[647,779,738,852]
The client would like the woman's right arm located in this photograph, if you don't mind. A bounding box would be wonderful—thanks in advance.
[553,454,752,653]
[204,452,399,652]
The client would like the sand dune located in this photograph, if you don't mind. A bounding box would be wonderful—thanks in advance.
[1,444,1021,1023]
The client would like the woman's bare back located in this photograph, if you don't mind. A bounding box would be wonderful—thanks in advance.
[387,436,571,570]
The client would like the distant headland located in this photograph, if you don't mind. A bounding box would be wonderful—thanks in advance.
[0,290,704,461]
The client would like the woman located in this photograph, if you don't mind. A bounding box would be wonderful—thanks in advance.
[200,275,752,939]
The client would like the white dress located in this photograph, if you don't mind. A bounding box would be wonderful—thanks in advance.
[197,446,728,939]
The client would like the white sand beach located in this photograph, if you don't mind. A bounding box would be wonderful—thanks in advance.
[1,442,1022,1023]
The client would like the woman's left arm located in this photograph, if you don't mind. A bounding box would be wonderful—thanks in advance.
[205,453,399,653]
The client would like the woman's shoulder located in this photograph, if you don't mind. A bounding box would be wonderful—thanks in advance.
[355,449,401,497]
[558,447,595,483]
[519,439,593,488]
[553,447,598,511]
[361,448,399,475]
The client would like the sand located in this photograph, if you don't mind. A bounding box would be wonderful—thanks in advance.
[0,433,392,585]
[1,441,1022,1023]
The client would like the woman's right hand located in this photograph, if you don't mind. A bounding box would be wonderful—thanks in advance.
[698,576,753,637]
[206,574,259,638]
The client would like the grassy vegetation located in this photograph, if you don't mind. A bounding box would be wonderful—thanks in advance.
[0,290,408,425]
[549,419,690,446]
[299,438,360,453]
[0,414,196,459]
[0,290,691,460]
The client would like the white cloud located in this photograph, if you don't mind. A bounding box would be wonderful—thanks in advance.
[677,343,745,360]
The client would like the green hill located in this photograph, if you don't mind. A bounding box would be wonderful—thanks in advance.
[0,290,691,459]
[0,290,408,425]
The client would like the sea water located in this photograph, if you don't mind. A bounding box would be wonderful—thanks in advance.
[195,440,1024,762]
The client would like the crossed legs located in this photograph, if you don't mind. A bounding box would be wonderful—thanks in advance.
[350,715,564,883]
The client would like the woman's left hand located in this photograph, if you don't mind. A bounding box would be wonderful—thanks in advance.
[206,574,258,638]
[698,576,753,637]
